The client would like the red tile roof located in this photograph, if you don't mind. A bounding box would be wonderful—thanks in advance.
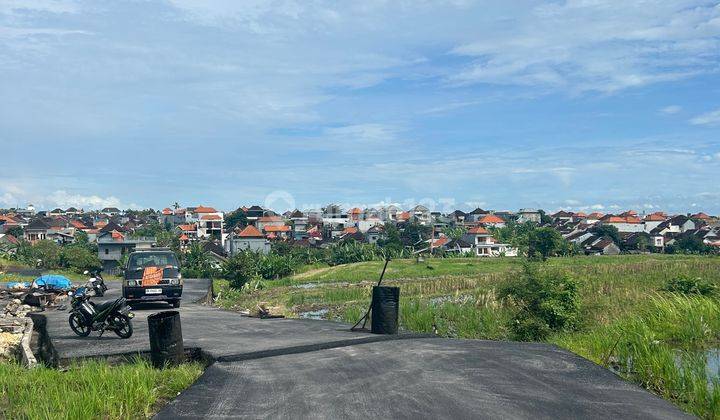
[587,212,604,219]
[605,216,641,224]
[431,237,449,247]
[111,230,124,241]
[258,216,283,222]
[178,224,196,231]
[162,208,173,215]
[1,234,19,245]
[194,206,218,213]
[479,214,505,224]
[644,213,666,222]
[179,234,189,241]
[467,226,490,235]
[342,227,359,235]
[238,225,264,238]
[691,212,711,220]
[70,220,87,229]
[264,225,291,232]
[201,214,222,221]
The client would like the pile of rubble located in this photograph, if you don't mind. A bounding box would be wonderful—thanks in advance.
[0,315,26,361]
[0,282,69,365]
[0,285,69,315]
[1,299,33,319]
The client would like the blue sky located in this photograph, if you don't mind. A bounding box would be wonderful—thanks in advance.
[1,0,720,213]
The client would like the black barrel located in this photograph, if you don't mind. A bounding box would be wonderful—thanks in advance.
[147,311,184,368]
[371,286,400,334]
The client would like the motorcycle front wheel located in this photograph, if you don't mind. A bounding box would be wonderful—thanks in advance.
[112,314,133,339]
[69,313,91,337]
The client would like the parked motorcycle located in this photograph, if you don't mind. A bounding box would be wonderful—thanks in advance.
[83,269,108,297]
[68,287,134,338]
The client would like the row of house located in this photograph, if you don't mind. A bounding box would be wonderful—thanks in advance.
[554,210,719,255]
[2,203,718,268]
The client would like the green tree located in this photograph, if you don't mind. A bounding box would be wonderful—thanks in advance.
[491,221,536,254]
[183,242,217,278]
[527,227,565,261]
[671,235,712,254]
[4,225,23,239]
[225,208,248,231]
[60,245,102,273]
[442,226,465,240]
[156,231,181,254]
[400,221,432,250]
[131,222,166,238]
[19,240,61,268]
[538,210,553,225]
[592,224,620,245]
[499,263,580,341]
[377,222,403,253]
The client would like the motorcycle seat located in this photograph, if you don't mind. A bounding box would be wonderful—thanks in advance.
[94,300,117,312]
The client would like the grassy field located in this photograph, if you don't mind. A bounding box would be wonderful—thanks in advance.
[0,359,203,419]
[214,254,720,418]
[0,257,121,283]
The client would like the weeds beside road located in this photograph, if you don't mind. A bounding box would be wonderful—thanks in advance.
[0,359,203,419]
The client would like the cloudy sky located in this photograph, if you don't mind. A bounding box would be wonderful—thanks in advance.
[1,0,720,213]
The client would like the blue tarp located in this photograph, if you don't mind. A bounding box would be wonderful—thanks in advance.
[33,275,72,291]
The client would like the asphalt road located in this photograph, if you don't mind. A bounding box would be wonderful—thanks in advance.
[35,279,689,419]
[42,279,384,362]
[157,339,690,420]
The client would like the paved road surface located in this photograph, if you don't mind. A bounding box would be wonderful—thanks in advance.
[42,279,384,362]
[35,278,688,419]
[157,338,689,420]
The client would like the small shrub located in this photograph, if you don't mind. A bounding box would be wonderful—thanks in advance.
[499,263,580,341]
[662,276,716,296]
[327,241,379,265]
[257,254,296,280]
[223,252,258,289]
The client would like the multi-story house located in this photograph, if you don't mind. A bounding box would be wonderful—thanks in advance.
[225,225,270,255]
[461,226,517,257]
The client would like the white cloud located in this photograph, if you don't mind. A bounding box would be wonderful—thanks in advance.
[0,184,140,210]
[690,108,720,126]
[660,105,682,115]
[449,1,720,93]
[45,190,129,210]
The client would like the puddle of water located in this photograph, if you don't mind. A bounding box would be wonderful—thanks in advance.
[293,283,320,289]
[704,349,720,384]
[669,348,720,388]
[299,308,329,320]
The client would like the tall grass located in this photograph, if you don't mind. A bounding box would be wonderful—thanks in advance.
[554,294,720,418]
[0,359,203,419]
